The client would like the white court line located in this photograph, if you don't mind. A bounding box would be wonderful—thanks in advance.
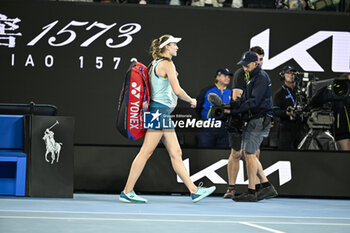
[250,222,350,226]
[1,209,350,220]
[240,222,285,233]
[1,215,350,226]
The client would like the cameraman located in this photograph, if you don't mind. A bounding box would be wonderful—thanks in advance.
[196,68,232,148]
[230,51,277,202]
[273,66,307,150]
[332,73,350,151]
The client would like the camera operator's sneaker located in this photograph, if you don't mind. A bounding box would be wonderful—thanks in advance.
[233,192,258,202]
[223,188,235,199]
[119,190,148,203]
[257,185,278,200]
[191,182,216,203]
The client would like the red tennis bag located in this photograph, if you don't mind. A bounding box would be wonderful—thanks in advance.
[116,61,150,140]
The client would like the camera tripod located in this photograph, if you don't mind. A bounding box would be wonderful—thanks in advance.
[297,109,338,150]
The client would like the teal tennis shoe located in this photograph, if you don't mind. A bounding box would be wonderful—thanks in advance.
[191,182,216,203]
[119,190,148,203]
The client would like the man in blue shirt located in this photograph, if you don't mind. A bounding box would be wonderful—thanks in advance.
[196,68,232,148]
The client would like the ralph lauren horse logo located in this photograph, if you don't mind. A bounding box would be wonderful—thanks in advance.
[43,121,62,164]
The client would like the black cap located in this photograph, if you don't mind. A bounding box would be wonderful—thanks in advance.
[237,51,258,66]
[216,68,233,76]
[282,66,297,74]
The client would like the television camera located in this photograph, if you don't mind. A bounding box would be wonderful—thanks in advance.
[290,72,350,150]
[207,93,244,134]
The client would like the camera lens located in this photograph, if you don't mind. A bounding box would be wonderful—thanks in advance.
[215,108,223,116]
[333,79,350,97]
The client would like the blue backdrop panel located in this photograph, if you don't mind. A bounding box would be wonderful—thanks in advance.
[0,115,24,149]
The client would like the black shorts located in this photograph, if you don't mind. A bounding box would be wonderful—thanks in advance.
[335,132,350,141]
[228,132,242,151]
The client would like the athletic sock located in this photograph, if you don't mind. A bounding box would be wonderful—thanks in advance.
[261,182,271,188]
[255,184,262,191]
[248,188,256,194]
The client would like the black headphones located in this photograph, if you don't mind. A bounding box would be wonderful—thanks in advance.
[279,71,285,81]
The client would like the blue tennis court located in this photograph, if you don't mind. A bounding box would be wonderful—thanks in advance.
[1,194,350,233]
